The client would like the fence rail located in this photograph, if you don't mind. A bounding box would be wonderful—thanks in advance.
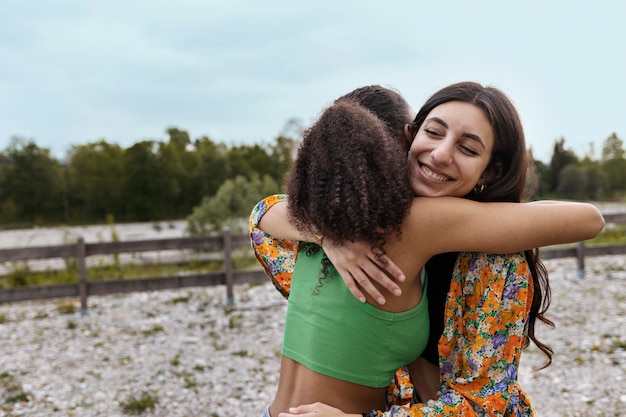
[0,212,625,309]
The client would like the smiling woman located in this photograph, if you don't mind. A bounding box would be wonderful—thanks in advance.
[250,82,605,417]
[407,101,493,198]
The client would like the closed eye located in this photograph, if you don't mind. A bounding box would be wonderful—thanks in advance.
[425,129,442,137]
[459,145,478,155]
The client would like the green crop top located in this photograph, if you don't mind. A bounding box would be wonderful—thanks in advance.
[282,248,430,388]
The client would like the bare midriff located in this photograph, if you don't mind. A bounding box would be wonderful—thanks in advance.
[269,357,387,416]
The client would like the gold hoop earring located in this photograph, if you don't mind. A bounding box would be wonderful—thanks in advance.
[474,183,486,194]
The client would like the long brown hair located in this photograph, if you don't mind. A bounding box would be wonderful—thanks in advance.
[413,82,554,367]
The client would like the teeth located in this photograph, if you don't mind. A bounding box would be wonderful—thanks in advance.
[421,165,449,181]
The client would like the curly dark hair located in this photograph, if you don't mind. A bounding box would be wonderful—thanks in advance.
[287,100,415,258]
[335,85,413,152]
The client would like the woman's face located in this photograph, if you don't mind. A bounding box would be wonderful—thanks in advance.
[408,101,494,197]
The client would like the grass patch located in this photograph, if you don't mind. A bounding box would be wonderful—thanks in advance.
[171,295,191,304]
[119,391,158,414]
[5,391,31,403]
[142,324,165,336]
[0,372,32,404]
[544,223,626,250]
[587,223,626,245]
[57,300,77,315]
[170,352,182,366]
[0,252,257,288]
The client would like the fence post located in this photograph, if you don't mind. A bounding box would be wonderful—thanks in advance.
[223,226,234,306]
[77,237,88,315]
[576,241,585,279]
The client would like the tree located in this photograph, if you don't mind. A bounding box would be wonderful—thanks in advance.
[556,164,588,199]
[120,141,164,221]
[279,117,305,140]
[166,127,191,151]
[583,164,608,200]
[191,136,230,199]
[269,135,298,187]
[67,140,124,222]
[225,144,274,180]
[600,133,626,195]
[0,137,65,224]
[157,130,200,219]
[548,137,579,193]
[601,132,625,161]
[162,129,201,218]
[529,158,549,199]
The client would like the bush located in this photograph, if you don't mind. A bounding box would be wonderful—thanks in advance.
[186,174,280,235]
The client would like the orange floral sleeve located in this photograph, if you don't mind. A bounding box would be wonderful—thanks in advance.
[249,194,298,299]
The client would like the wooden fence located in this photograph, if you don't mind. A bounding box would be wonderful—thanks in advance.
[0,212,625,310]
[0,228,266,312]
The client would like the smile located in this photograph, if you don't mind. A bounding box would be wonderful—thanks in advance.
[420,164,451,182]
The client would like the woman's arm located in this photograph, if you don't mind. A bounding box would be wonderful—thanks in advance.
[254,195,604,303]
[249,194,299,298]
[254,196,406,303]
[335,198,604,304]
[403,197,605,258]
[256,197,305,241]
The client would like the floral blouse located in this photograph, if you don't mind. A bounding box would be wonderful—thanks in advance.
[249,195,537,416]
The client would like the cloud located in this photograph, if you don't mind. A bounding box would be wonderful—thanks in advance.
[1,0,625,162]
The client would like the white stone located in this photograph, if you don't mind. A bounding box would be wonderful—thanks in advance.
[0,251,624,415]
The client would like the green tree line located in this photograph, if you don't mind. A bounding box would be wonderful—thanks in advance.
[534,132,626,200]
[0,128,623,232]
[0,127,297,229]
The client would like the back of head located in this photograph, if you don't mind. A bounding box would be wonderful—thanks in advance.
[287,100,414,249]
[336,85,414,152]
[411,81,530,203]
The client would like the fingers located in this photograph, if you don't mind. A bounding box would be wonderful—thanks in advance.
[357,255,404,299]
[346,269,386,304]
[323,240,405,305]
[377,254,406,283]
[337,270,368,303]
[277,403,316,416]
[278,403,349,417]
[277,412,302,417]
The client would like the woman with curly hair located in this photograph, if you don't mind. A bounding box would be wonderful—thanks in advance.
[253,83,604,417]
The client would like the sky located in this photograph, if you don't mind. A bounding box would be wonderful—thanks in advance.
[1,0,625,163]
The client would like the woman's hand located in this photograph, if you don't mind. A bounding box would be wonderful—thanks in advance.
[322,239,405,305]
[278,402,360,417]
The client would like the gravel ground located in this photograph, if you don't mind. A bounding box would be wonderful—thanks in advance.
[0,255,625,417]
